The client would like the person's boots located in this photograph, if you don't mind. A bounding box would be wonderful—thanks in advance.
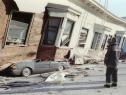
[104,83,111,88]
[111,83,117,87]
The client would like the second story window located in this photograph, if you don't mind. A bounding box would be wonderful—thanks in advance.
[60,20,74,47]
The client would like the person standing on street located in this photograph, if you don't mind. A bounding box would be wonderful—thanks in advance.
[104,36,119,88]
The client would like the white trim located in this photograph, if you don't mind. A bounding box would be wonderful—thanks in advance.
[55,18,67,47]
[94,24,105,34]
[13,0,126,25]
[55,18,64,47]
[47,3,80,21]
[48,11,79,21]
[66,12,79,21]
[48,11,66,18]
[47,3,81,16]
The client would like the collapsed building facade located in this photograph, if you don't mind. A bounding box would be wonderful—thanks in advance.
[0,0,126,65]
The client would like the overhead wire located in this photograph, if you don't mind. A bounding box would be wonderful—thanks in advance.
[101,0,109,26]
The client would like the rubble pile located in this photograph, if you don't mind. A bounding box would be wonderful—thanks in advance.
[83,55,104,64]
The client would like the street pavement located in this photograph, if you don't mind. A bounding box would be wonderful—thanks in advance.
[0,62,126,95]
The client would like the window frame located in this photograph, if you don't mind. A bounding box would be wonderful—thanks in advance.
[60,19,75,47]
[4,11,33,47]
[101,34,108,50]
[121,37,126,49]
[78,28,89,48]
[91,32,102,50]
[116,35,122,46]
[42,17,63,46]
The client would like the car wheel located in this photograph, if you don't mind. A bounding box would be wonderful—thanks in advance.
[22,68,31,77]
[58,66,64,71]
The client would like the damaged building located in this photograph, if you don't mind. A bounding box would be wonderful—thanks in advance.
[0,0,126,65]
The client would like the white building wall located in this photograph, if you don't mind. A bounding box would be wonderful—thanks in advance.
[82,8,126,51]
[13,0,126,58]
[47,0,126,56]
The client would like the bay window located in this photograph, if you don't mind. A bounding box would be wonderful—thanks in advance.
[43,17,62,45]
[41,4,80,47]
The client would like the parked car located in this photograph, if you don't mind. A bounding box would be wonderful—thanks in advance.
[9,60,70,77]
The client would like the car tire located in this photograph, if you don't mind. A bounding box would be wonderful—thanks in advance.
[22,68,32,77]
[58,66,64,71]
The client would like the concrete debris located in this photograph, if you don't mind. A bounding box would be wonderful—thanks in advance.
[121,60,126,64]
[40,72,54,79]
[84,59,99,64]
[65,72,86,81]
[0,63,12,72]
[75,57,84,65]
[98,70,103,72]
[83,54,104,64]
[71,74,83,81]
[75,64,96,70]
[45,71,69,83]
[64,67,89,81]
[65,74,76,78]
[75,69,89,76]
[97,90,102,93]
[39,72,55,82]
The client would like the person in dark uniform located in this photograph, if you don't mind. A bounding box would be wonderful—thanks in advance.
[104,36,119,88]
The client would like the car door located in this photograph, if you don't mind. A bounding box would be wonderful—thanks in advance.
[49,61,59,71]
[34,61,50,74]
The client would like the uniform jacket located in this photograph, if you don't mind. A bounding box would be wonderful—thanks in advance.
[104,44,119,68]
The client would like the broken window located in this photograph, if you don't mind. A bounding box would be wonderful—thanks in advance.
[60,20,74,47]
[101,34,108,50]
[91,32,102,50]
[43,17,62,45]
[78,28,88,48]
[6,12,33,46]
[116,35,122,46]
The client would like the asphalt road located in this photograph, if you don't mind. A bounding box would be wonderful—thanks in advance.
[0,62,126,95]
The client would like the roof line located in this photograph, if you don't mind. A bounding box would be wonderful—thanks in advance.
[89,0,126,25]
